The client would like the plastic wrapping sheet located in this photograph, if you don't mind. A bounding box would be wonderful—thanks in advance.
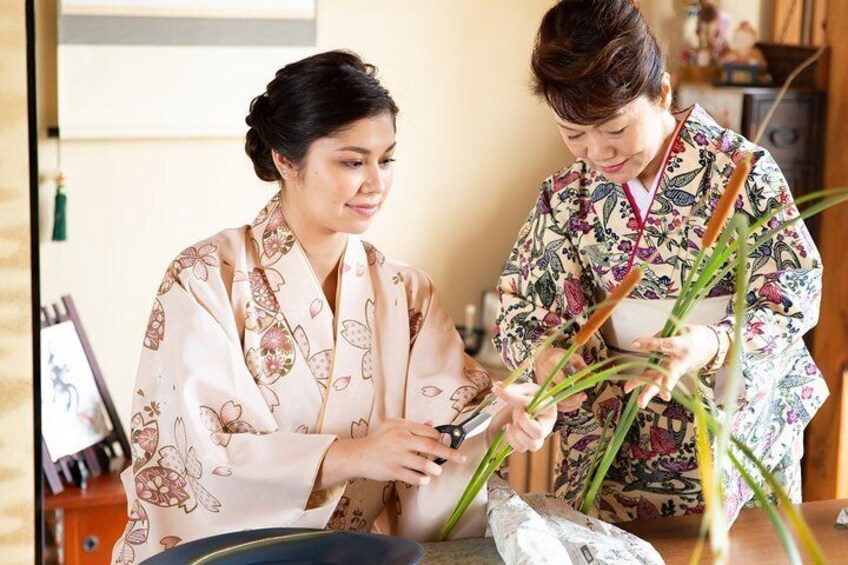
[487,477,664,565]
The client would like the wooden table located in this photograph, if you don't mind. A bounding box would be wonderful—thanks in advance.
[621,498,848,564]
[423,499,847,564]
[45,472,128,565]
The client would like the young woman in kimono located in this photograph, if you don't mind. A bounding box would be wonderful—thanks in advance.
[495,0,825,523]
[112,51,556,564]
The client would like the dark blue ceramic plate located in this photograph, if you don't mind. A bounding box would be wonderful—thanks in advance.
[140,528,424,565]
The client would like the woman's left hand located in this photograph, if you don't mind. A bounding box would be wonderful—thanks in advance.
[492,382,557,453]
[623,324,718,409]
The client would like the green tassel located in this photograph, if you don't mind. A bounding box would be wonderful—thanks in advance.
[52,173,67,242]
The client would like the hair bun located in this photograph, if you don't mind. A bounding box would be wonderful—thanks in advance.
[244,50,399,184]
[245,94,280,182]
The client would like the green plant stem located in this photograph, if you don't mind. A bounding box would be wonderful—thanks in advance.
[727,450,802,565]
[581,373,817,564]
[579,193,848,516]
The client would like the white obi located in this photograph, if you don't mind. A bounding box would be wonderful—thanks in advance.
[596,294,739,400]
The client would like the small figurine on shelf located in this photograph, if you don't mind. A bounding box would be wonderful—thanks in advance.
[679,2,729,83]
[721,21,767,66]
[718,21,771,85]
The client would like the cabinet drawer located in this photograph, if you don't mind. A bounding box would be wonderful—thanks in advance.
[64,503,127,565]
[743,91,825,171]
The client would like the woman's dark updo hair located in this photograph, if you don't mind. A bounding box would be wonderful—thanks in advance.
[531,0,664,125]
[245,50,399,182]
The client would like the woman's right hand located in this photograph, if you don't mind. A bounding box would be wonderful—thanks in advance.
[318,418,467,489]
[534,347,589,412]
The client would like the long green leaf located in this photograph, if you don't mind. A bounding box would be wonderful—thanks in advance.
[727,450,802,564]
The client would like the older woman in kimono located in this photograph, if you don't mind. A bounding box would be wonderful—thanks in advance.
[495,0,825,523]
[112,51,556,564]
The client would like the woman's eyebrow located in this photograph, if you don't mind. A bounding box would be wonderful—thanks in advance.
[336,146,371,154]
[336,141,397,154]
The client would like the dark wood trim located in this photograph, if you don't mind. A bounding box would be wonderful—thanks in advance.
[804,0,848,501]
[62,296,132,460]
[27,0,43,562]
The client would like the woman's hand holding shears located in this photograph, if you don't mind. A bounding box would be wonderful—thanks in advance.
[434,381,558,464]
[319,383,558,488]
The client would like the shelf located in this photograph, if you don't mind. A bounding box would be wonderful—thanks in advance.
[44,472,126,511]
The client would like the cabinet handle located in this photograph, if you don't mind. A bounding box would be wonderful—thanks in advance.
[82,534,100,553]
[768,127,801,148]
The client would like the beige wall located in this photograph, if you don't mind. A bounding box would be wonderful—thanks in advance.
[38,0,568,430]
[36,0,768,433]
[0,0,35,563]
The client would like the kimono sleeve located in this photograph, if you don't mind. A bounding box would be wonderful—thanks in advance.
[112,277,343,564]
[493,177,606,506]
[392,272,492,541]
[711,150,822,363]
[494,176,602,389]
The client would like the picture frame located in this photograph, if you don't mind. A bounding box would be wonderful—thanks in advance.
[40,296,130,494]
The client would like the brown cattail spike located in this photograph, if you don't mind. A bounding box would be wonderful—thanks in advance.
[702,155,753,248]
[575,266,644,346]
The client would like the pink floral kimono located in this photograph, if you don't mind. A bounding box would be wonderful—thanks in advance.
[495,105,826,523]
[112,194,491,564]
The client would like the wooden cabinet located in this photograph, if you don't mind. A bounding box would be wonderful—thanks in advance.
[45,473,128,565]
[506,438,558,495]
[741,88,826,235]
[676,84,826,208]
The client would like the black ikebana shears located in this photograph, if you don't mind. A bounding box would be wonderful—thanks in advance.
[434,410,493,465]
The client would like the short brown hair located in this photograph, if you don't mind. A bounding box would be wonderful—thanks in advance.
[531,0,664,125]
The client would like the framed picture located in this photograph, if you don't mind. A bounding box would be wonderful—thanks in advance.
[40,320,111,461]
[40,296,130,494]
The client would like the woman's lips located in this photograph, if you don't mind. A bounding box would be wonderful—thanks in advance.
[599,158,629,175]
[347,203,380,218]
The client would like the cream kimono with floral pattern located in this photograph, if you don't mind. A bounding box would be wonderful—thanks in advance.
[495,105,826,523]
[112,194,491,564]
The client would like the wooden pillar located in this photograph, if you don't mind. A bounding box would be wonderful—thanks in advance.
[772,0,828,46]
[0,0,37,561]
[803,0,848,501]
[772,0,805,44]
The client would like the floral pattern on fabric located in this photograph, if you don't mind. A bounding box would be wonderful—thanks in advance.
[147,243,221,350]
[495,105,826,523]
[292,325,333,392]
[243,267,297,407]
[199,401,258,447]
[143,299,165,351]
[340,299,376,380]
[135,418,221,514]
[363,240,386,267]
[130,410,160,473]
[260,203,295,264]
[113,501,149,565]
[449,361,491,415]
[114,192,493,564]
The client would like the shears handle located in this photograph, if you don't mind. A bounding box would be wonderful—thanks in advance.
[433,424,465,465]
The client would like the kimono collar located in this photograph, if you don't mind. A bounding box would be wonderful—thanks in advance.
[248,192,382,434]
[249,191,298,289]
